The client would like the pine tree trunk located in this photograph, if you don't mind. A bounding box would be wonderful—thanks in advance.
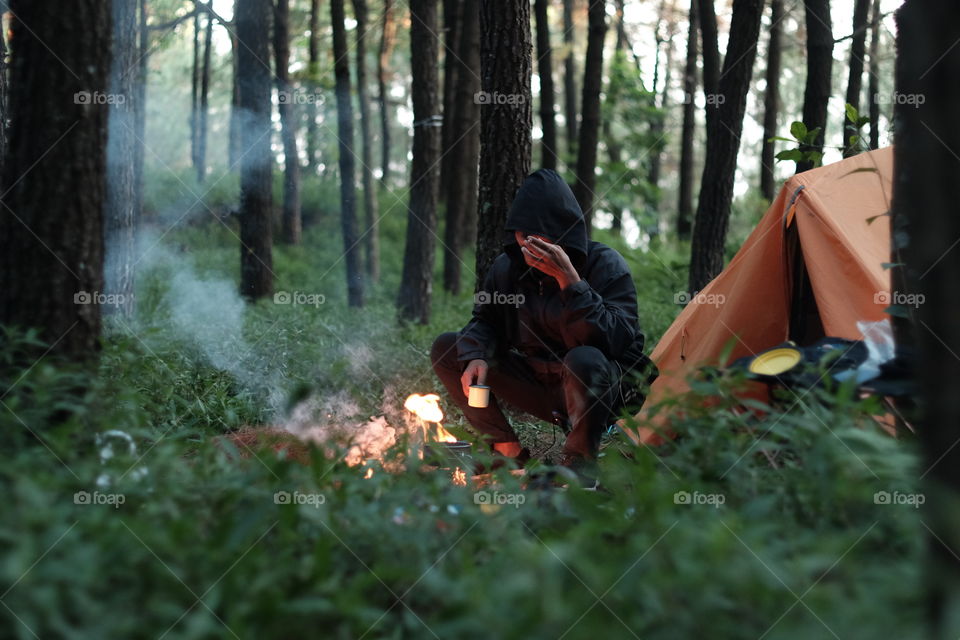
[236,0,274,300]
[892,3,960,634]
[306,0,321,175]
[759,0,783,200]
[275,0,302,244]
[0,21,8,178]
[398,0,441,324]
[439,0,463,200]
[378,0,396,184]
[105,0,139,318]
[697,0,720,104]
[867,0,881,150]
[0,0,111,361]
[841,0,870,157]
[687,0,764,294]
[563,0,578,156]
[191,6,201,176]
[571,0,606,234]
[197,6,213,183]
[676,0,697,239]
[796,0,832,173]
[353,0,379,279]
[475,0,532,287]
[603,0,627,235]
[647,1,676,201]
[135,0,147,217]
[229,29,243,169]
[331,0,364,306]
[442,0,480,295]
[535,0,557,170]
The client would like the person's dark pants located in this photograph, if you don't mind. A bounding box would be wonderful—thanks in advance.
[430,332,621,459]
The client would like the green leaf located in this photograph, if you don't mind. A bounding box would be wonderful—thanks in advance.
[845,103,859,123]
[775,149,804,162]
[768,136,796,143]
[790,121,808,141]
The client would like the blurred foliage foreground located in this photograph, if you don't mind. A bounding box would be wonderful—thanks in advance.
[0,208,923,639]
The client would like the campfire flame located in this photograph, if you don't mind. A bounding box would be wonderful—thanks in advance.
[404,393,458,442]
[452,467,467,486]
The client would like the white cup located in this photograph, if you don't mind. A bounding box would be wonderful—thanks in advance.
[468,384,490,408]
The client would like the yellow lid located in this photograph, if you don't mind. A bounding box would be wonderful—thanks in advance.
[748,347,802,376]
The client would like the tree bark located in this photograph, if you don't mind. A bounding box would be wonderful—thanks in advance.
[398,0,441,324]
[796,0,832,173]
[535,0,557,170]
[439,0,463,200]
[197,5,213,182]
[135,0,147,217]
[442,0,480,295]
[331,0,364,306]
[475,0,532,287]
[353,0,380,279]
[841,0,870,157]
[563,0,578,156]
[647,0,677,199]
[687,0,764,294]
[378,0,397,184]
[697,0,720,104]
[229,29,243,169]
[603,0,628,235]
[104,0,139,318]
[0,0,111,360]
[892,3,960,635]
[191,6,201,177]
[759,0,783,200]
[571,0,606,234]
[0,19,8,178]
[676,0,698,239]
[867,0,881,150]
[306,0,321,175]
[236,0,274,300]
[275,0,302,244]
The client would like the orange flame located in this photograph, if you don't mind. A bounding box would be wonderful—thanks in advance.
[404,393,458,442]
[452,467,467,486]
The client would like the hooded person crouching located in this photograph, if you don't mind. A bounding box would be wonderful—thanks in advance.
[430,169,655,482]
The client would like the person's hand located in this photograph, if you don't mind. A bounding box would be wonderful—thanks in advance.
[461,359,488,398]
[520,235,581,290]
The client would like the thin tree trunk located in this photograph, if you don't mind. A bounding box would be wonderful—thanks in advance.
[796,0,832,173]
[135,0,147,217]
[0,20,8,178]
[0,0,111,361]
[867,0,881,150]
[439,0,463,201]
[229,29,243,169]
[331,0,364,306]
[236,0,274,300]
[676,0,697,239]
[688,0,764,294]
[353,0,379,279]
[571,0,606,234]
[535,0,557,170]
[275,0,302,244]
[892,4,960,635]
[443,0,480,295]
[603,0,627,234]
[306,0,321,175]
[842,0,870,157]
[197,4,213,183]
[648,1,676,198]
[563,0,578,156]
[191,6,201,175]
[378,0,396,184]
[475,0,532,287]
[759,0,783,200]
[697,0,720,104]
[105,0,139,318]
[398,0,441,324]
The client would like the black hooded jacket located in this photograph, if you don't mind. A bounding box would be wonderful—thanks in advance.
[456,169,652,387]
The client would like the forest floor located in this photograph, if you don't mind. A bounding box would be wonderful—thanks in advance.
[0,185,925,638]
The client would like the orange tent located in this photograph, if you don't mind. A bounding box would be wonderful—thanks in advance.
[628,147,893,443]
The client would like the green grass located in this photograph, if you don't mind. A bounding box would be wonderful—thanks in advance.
[0,175,925,639]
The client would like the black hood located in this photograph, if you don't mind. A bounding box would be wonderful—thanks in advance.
[503,169,588,273]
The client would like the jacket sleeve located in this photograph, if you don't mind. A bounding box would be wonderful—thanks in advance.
[456,265,502,363]
[557,251,642,357]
